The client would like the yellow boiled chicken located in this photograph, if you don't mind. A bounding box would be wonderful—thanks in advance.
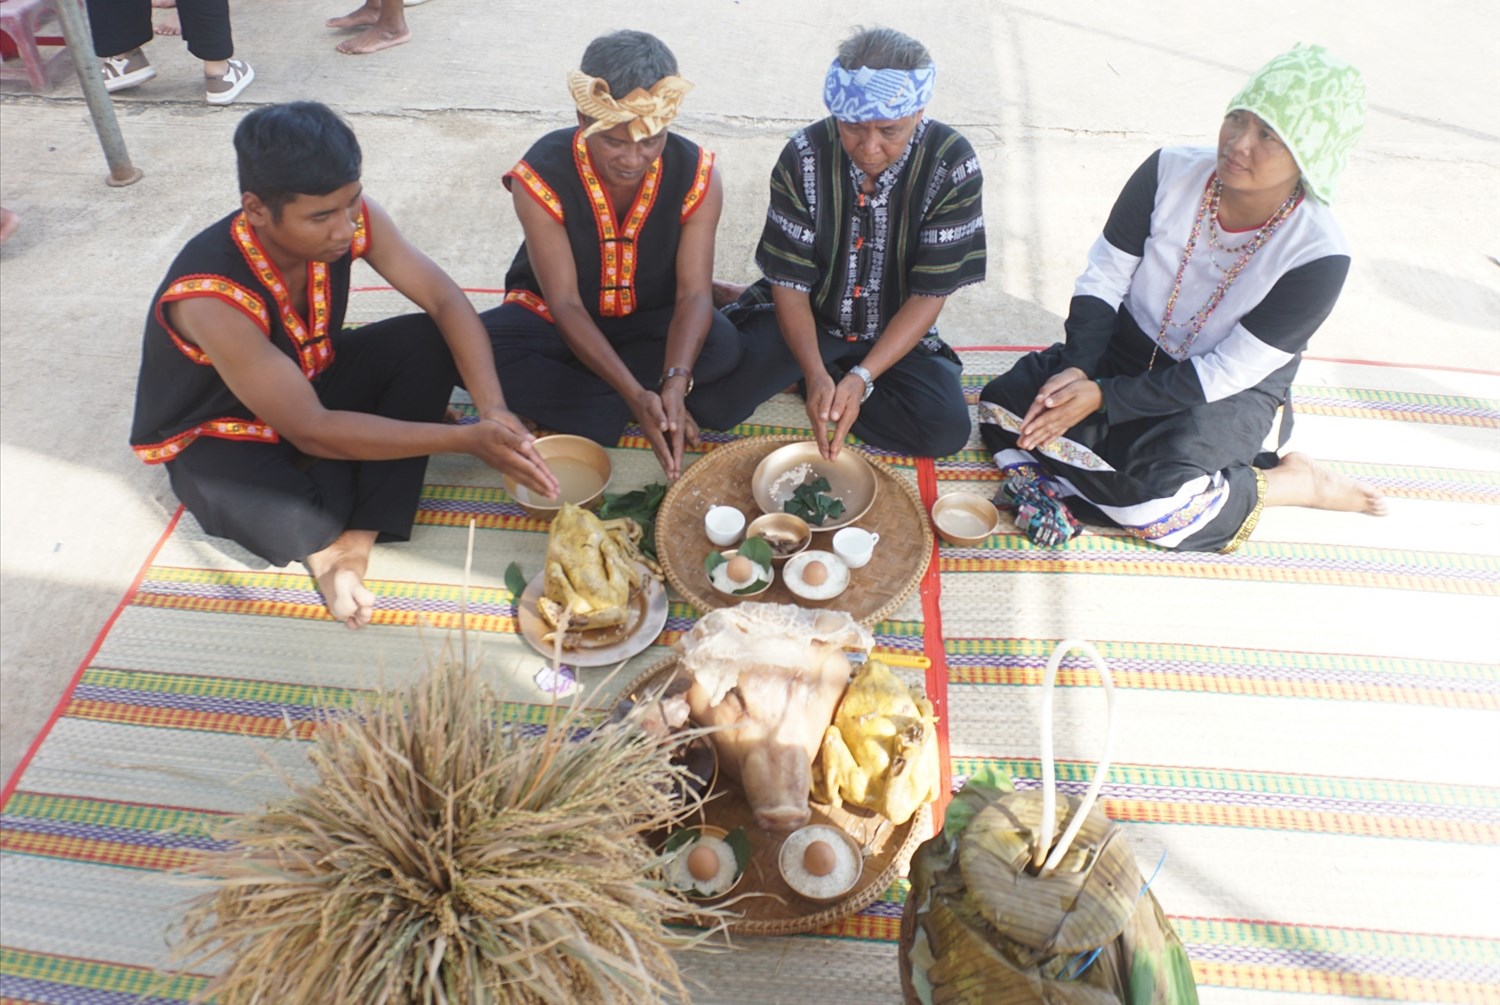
[537,503,662,646]
[813,659,940,826]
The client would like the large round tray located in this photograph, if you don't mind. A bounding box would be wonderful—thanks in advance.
[658,436,932,626]
[626,658,932,937]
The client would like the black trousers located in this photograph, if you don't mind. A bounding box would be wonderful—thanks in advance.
[479,301,743,445]
[164,314,457,567]
[693,306,972,458]
[86,0,233,61]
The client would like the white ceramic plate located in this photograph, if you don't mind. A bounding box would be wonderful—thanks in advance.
[517,565,668,667]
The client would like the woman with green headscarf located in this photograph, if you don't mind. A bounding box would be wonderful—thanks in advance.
[978,45,1386,552]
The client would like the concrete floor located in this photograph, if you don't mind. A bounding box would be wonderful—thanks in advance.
[1,1,1497,780]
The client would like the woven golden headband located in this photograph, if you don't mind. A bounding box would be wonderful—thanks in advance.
[567,70,694,141]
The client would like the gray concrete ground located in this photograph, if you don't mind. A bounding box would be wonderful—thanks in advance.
[1,1,1497,780]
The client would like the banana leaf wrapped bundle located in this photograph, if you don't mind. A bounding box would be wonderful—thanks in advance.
[900,641,1198,1005]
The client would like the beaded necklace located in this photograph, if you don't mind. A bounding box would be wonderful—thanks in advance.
[1149,175,1303,370]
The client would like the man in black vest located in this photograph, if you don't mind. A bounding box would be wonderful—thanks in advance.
[130,102,556,629]
[479,30,741,481]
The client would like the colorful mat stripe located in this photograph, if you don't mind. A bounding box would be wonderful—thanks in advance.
[957,373,1500,429]
[0,948,208,1005]
[938,537,1500,596]
[951,758,1499,845]
[945,638,1499,710]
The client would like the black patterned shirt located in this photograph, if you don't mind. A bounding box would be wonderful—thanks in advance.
[745,116,986,350]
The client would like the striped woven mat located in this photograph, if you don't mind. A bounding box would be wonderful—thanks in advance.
[2,316,1497,1003]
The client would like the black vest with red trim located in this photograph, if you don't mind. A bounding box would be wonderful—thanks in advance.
[501,128,714,328]
[129,206,369,463]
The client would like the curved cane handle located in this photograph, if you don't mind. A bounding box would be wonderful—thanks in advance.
[1030,639,1118,876]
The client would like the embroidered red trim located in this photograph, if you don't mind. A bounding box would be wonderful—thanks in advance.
[680,149,715,222]
[351,199,371,259]
[503,289,555,323]
[156,275,270,364]
[232,212,336,380]
[506,161,566,224]
[573,129,661,318]
[133,417,280,464]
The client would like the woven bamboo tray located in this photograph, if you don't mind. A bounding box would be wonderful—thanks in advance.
[626,658,932,937]
[658,436,932,626]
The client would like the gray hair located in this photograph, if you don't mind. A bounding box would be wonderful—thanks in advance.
[580,30,679,96]
[836,26,932,71]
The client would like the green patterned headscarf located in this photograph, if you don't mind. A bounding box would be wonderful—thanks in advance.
[1226,44,1366,204]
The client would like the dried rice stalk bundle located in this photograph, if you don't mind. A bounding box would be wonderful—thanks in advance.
[173,647,729,1004]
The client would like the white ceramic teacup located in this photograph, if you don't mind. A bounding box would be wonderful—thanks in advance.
[705,505,746,547]
[832,526,880,569]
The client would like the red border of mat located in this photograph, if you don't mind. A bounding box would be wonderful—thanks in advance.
[0,508,185,807]
[914,457,952,831]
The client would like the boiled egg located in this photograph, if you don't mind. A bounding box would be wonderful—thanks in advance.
[783,550,849,602]
[709,552,771,595]
[667,831,743,898]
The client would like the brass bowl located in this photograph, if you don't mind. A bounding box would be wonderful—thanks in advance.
[930,492,1001,546]
[708,548,775,598]
[745,512,812,563]
[503,434,611,519]
[750,442,878,532]
[666,824,748,901]
[777,824,864,904]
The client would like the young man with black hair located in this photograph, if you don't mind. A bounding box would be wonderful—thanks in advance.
[130,101,557,629]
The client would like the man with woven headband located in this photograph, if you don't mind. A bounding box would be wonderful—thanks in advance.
[478,30,738,480]
[977,45,1385,551]
[700,27,986,461]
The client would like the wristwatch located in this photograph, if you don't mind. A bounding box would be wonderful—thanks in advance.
[658,367,694,395]
[848,364,875,403]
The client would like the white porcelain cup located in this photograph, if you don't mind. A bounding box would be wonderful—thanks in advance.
[705,505,746,547]
[832,527,880,569]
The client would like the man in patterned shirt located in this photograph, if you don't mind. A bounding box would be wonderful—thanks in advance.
[702,27,987,460]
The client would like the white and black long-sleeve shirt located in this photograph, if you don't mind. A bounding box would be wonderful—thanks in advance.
[1064,147,1350,424]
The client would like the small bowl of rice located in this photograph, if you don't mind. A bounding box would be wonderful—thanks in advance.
[777,823,864,904]
[664,824,748,901]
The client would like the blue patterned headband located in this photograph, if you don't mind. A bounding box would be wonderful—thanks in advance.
[823,59,935,122]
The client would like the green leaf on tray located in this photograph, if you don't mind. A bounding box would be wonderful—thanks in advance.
[703,551,727,577]
[663,828,699,854]
[783,476,846,525]
[503,561,527,599]
[737,535,773,566]
[598,482,667,560]
[725,826,751,874]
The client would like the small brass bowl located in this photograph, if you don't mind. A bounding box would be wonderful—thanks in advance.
[930,492,1001,547]
[750,441,878,532]
[503,434,611,519]
[777,824,864,904]
[745,512,812,563]
[708,548,775,598]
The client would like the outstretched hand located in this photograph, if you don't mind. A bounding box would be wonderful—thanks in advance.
[472,411,559,498]
[1017,367,1100,451]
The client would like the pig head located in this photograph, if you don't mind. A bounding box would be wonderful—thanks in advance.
[676,604,871,832]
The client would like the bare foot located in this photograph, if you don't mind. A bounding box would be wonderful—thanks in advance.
[326,3,380,29]
[155,10,180,34]
[711,279,749,309]
[150,0,174,7]
[0,207,18,245]
[306,530,379,629]
[336,25,410,53]
[1264,452,1388,516]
